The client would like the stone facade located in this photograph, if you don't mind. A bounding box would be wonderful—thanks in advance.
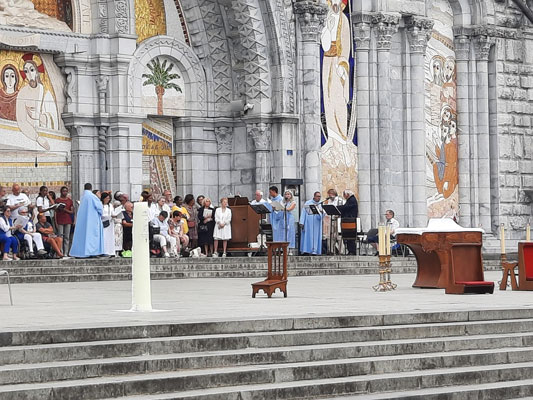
[0,0,532,251]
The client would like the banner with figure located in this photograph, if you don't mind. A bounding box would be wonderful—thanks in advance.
[425,0,459,219]
[0,50,70,195]
[320,0,357,196]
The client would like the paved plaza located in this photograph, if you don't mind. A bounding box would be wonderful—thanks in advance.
[1,271,531,332]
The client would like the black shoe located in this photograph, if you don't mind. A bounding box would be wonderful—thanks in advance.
[373,251,379,256]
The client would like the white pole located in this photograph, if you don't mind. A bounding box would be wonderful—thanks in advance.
[131,202,152,311]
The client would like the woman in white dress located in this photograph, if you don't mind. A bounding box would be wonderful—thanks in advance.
[213,197,232,258]
[101,192,115,257]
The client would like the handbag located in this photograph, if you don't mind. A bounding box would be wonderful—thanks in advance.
[102,220,111,228]
[198,224,208,233]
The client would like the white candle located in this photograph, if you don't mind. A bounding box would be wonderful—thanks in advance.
[500,224,506,255]
[527,223,531,242]
[378,224,384,256]
[385,223,391,256]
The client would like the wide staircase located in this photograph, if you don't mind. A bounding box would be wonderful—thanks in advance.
[0,256,503,284]
[1,309,533,399]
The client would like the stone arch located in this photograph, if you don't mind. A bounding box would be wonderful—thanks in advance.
[230,0,272,113]
[180,0,232,115]
[260,0,295,113]
[445,0,472,26]
[128,35,208,117]
[71,0,92,33]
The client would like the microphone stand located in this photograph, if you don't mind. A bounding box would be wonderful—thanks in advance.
[284,202,288,243]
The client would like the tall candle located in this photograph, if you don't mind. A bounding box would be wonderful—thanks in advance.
[378,224,384,256]
[527,223,531,242]
[385,223,391,256]
[500,224,506,254]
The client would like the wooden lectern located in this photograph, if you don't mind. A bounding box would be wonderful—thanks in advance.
[224,197,261,253]
[397,219,494,294]
[518,242,533,290]
[251,242,289,298]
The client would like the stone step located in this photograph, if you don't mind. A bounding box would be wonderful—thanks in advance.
[1,268,418,284]
[115,374,533,400]
[334,379,533,399]
[2,319,533,367]
[4,310,533,347]
[0,261,420,276]
[1,340,532,386]
[4,360,533,400]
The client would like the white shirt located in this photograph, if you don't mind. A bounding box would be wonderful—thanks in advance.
[102,203,114,220]
[0,216,12,236]
[36,196,51,217]
[7,193,31,219]
[387,217,400,236]
[148,203,159,222]
[151,217,169,237]
[250,198,267,205]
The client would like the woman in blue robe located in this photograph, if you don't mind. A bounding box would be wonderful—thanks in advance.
[280,190,296,249]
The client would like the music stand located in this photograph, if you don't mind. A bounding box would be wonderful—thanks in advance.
[322,204,341,255]
[250,203,271,251]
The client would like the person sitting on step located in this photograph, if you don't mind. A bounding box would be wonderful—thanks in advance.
[36,213,64,258]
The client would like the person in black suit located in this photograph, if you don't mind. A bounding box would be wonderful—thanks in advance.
[338,189,358,255]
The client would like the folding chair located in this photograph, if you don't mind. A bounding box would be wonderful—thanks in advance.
[0,270,13,306]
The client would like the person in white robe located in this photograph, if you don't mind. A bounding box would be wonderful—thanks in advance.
[213,197,232,258]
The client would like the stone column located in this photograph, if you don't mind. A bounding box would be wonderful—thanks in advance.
[454,32,472,227]
[248,122,272,195]
[293,0,327,199]
[214,126,234,198]
[98,127,108,188]
[68,125,99,201]
[372,13,400,214]
[474,29,495,231]
[406,16,434,228]
[352,15,372,230]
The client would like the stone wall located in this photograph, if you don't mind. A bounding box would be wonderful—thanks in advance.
[494,1,533,242]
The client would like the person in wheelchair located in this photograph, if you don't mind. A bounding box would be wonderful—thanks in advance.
[14,207,47,258]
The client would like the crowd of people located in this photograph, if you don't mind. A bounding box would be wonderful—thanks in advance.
[0,184,73,260]
[0,181,396,260]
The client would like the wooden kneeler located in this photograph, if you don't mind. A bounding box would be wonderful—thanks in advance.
[252,242,289,298]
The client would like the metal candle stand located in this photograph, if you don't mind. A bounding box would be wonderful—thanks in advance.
[373,222,397,292]
[373,254,396,292]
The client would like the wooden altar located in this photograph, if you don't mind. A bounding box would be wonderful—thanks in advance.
[396,219,494,294]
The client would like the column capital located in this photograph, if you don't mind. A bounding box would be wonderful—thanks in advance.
[353,22,371,51]
[454,34,471,61]
[371,12,400,51]
[248,122,272,151]
[405,16,434,53]
[214,126,234,153]
[293,0,328,42]
[473,29,496,61]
